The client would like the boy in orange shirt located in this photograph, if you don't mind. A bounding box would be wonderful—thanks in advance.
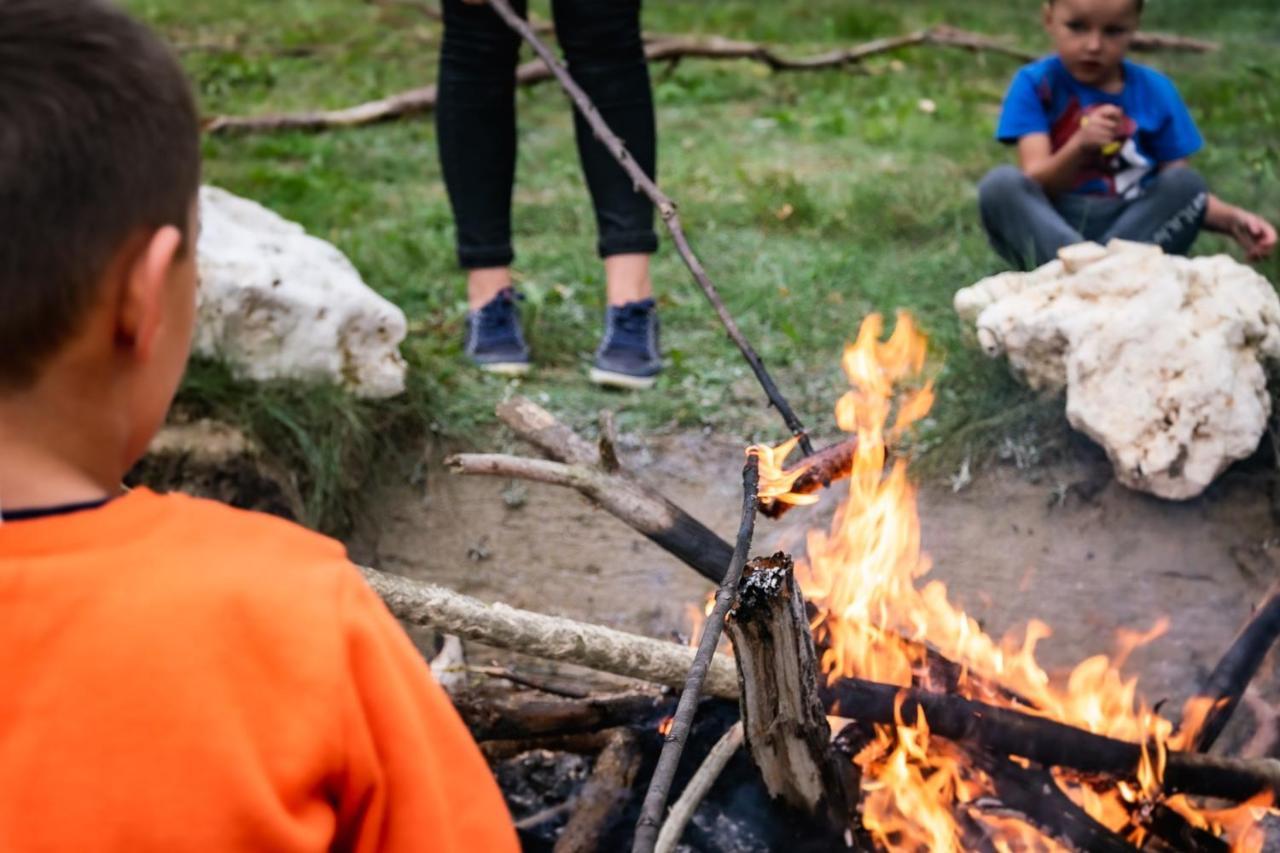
[0,2,517,851]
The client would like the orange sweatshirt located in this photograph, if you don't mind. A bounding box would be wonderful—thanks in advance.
[0,488,516,852]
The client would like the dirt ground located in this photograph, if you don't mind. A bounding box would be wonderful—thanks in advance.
[347,428,1280,734]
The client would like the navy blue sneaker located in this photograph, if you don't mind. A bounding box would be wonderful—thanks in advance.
[464,288,531,375]
[590,298,661,389]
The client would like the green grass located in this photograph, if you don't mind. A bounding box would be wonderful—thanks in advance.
[127,0,1280,531]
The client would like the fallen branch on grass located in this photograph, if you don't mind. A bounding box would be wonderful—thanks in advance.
[632,455,761,853]
[203,24,1216,136]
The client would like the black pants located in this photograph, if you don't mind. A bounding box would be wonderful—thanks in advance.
[436,0,658,269]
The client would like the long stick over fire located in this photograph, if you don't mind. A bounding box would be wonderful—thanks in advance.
[484,0,813,455]
[631,454,761,853]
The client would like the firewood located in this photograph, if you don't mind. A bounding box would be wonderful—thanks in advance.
[453,689,669,741]
[822,678,1280,802]
[363,569,1280,804]
[633,456,762,853]
[447,451,733,583]
[555,728,644,853]
[1186,578,1280,752]
[723,554,858,824]
[480,730,625,762]
[963,748,1140,853]
[653,722,744,853]
[360,567,741,698]
[758,437,859,518]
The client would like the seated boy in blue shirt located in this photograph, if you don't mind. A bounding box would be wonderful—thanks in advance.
[977,0,1276,270]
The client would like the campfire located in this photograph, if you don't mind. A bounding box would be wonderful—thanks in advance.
[749,312,1272,851]
[368,314,1280,852]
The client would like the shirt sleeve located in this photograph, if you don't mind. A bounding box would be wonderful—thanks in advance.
[996,66,1050,144]
[1147,71,1203,163]
[331,568,518,853]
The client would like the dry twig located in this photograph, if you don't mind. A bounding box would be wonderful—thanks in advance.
[653,722,744,853]
[632,455,760,853]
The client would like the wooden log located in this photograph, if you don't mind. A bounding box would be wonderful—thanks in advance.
[481,730,624,762]
[963,747,1140,853]
[459,396,736,583]
[759,437,858,518]
[555,728,644,853]
[724,554,858,825]
[362,569,1278,804]
[360,567,740,698]
[821,678,1280,802]
[1186,579,1280,752]
[453,690,669,741]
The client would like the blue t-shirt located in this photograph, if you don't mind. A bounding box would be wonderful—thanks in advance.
[995,56,1203,198]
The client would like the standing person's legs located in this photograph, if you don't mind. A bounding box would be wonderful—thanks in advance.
[438,0,532,372]
[436,0,525,310]
[1100,167,1209,255]
[553,0,658,305]
[977,165,1084,270]
[554,0,661,388]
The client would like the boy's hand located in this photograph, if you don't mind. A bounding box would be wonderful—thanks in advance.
[1230,209,1278,260]
[1075,105,1124,153]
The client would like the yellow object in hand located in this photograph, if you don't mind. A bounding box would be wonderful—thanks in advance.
[1081,116,1122,156]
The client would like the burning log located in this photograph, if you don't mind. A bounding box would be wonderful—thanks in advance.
[1186,578,1280,753]
[555,728,645,853]
[723,554,858,824]
[453,690,669,741]
[758,437,859,519]
[366,567,1280,805]
[821,678,1280,802]
[964,750,1141,853]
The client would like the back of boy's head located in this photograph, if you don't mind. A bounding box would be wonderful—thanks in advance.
[0,0,199,391]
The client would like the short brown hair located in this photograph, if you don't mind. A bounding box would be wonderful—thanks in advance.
[0,0,200,390]
[1048,0,1145,11]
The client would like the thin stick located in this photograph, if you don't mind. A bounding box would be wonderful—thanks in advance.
[1187,579,1280,752]
[632,455,761,853]
[469,664,592,699]
[485,0,812,454]
[654,722,744,853]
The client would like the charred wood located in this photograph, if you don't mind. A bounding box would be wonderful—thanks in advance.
[822,678,1280,802]
[1186,579,1280,753]
[454,690,669,741]
[481,730,629,762]
[724,554,858,825]
[759,438,859,518]
[555,728,644,853]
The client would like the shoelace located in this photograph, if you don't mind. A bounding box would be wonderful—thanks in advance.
[477,290,522,343]
[609,300,655,350]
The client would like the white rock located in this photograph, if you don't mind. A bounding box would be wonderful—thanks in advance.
[955,241,1280,500]
[194,186,408,398]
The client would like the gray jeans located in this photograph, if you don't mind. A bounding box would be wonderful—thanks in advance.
[977,165,1209,270]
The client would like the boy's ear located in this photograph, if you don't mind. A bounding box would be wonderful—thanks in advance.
[114,225,185,361]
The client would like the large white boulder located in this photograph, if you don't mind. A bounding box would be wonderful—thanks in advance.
[955,240,1280,499]
[194,186,408,398]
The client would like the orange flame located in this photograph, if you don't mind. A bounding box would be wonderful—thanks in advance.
[747,312,1265,850]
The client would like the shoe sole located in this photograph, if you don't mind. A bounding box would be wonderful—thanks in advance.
[480,362,532,377]
[589,367,657,390]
